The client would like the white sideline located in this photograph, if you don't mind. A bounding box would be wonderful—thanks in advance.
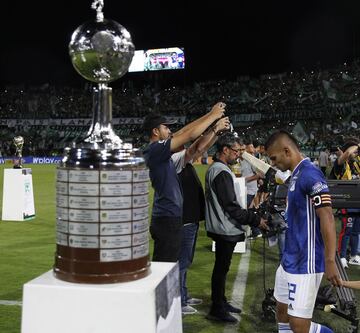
[0,300,22,306]
[223,245,251,332]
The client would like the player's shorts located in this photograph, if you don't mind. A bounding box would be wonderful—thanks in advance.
[273,265,323,318]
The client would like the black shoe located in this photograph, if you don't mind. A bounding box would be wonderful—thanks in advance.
[225,302,242,314]
[206,311,238,323]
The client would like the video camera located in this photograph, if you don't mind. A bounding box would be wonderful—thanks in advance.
[241,152,288,237]
[255,177,288,238]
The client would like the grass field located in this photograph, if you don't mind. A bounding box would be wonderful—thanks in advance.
[0,163,359,333]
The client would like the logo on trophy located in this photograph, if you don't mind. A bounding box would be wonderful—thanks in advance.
[53,0,151,284]
[13,136,24,169]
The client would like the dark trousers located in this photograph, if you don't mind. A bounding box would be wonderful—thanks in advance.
[179,223,199,306]
[211,238,237,312]
[150,216,183,262]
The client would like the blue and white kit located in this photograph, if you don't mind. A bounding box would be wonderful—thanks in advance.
[282,158,332,275]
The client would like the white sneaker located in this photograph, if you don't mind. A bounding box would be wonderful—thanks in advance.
[340,257,348,268]
[348,255,360,266]
[182,305,198,315]
[186,297,203,305]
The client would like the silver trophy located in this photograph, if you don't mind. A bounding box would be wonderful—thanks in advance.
[13,136,24,169]
[54,0,151,283]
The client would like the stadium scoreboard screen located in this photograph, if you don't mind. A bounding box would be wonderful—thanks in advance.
[128,47,185,72]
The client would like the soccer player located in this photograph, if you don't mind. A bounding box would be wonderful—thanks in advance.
[265,130,341,333]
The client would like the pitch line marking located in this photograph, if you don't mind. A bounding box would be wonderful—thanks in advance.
[0,300,22,306]
[223,243,251,332]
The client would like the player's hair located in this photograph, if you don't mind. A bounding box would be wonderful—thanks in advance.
[264,129,300,150]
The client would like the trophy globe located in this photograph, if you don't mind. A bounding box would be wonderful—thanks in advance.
[68,3,135,149]
[69,19,134,84]
[54,0,151,284]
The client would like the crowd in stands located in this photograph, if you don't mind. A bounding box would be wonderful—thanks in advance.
[0,59,360,157]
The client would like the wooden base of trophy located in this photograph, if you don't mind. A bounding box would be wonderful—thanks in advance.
[1,168,35,221]
[21,262,182,333]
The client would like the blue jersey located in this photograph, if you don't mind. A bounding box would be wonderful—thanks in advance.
[143,139,183,218]
[282,158,332,274]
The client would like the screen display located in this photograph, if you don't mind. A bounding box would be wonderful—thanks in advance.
[128,47,185,72]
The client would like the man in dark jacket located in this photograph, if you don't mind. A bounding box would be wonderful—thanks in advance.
[205,133,268,323]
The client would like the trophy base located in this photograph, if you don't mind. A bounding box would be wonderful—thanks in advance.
[53,264,151,284]
[54,246,151,283]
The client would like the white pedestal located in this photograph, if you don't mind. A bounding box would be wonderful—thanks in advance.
[212,240,246,253]
[2,168,35,221]
[21,262,182,333]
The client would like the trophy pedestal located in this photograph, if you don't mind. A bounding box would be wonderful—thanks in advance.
[1,168,35,221]
[21,262,182,333]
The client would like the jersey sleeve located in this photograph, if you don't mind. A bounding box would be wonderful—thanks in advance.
[303,167,332,209]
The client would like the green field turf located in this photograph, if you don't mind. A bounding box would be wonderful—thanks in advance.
[0,164,359,333]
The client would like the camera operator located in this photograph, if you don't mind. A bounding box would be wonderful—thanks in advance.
[204,133,268,323]
[265,130,341,333]
[328,139,360,268]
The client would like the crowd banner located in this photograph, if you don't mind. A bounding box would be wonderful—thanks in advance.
[0,157,63,164]
[1,116,186,127]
